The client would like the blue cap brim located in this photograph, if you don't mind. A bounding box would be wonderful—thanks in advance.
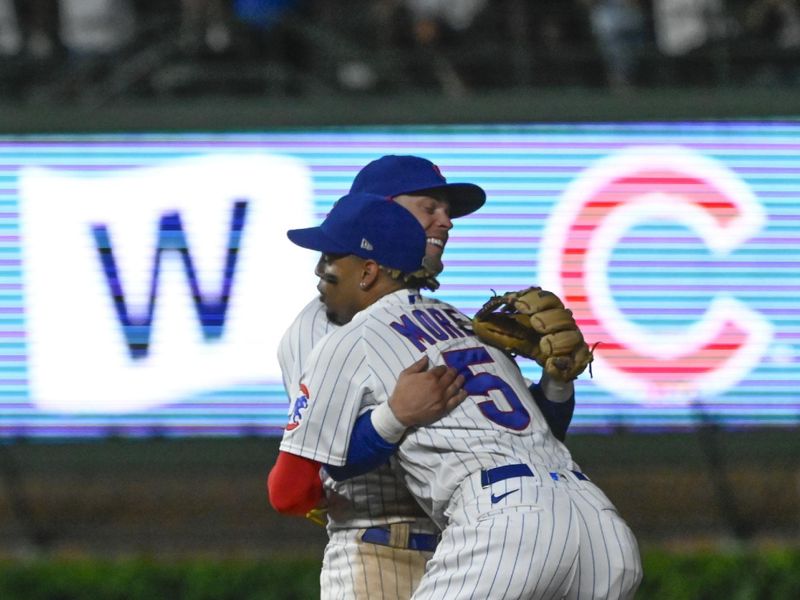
[287,227,351,255]
[408,182,486,218]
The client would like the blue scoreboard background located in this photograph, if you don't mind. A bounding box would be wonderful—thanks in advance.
[1,123,798,437]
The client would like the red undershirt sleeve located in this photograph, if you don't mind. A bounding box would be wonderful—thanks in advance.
[267,451,324,516]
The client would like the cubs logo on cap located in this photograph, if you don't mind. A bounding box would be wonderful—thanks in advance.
[349,155,486,218]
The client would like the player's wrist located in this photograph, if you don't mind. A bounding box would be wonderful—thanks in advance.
[538,372,574,403]
[371,402,407,443]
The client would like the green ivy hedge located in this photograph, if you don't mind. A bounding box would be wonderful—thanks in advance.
[638,548,800,600]
[0,558,320,600]
[0,548,798,599]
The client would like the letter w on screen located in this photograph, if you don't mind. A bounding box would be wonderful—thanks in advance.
[19,154,314,413]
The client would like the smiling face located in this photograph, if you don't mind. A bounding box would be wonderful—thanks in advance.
[392,193,452,274]
[315,253,369,325]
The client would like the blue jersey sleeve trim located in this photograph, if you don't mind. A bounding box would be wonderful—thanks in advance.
[530,383,574,442]
[325,410,399,482]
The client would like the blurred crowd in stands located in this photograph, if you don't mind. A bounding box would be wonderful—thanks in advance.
[0,0,799,103]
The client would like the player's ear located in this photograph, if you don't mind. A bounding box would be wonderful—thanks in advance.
[359,260,380,290]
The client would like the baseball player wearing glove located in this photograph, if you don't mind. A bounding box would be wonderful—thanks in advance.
[279,192,642,600]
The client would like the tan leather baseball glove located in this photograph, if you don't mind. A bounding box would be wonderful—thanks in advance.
[472,286,594,382]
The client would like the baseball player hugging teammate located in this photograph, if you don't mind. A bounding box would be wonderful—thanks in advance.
[268,156,642,599]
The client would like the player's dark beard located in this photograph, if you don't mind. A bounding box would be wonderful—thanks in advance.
[325,309,337,323]
[325,308,347,326]
[422,254,444,276]
[320,296,350,325]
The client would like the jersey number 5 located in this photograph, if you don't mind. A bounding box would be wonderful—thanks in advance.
[443,347,531,431]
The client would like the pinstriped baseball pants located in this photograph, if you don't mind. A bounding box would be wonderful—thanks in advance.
[321,528,434,600]
[412,470,642,599]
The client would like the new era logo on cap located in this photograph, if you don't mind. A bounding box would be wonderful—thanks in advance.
[286,192,426,273]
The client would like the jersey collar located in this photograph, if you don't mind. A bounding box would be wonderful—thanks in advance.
[372,288,423,310]
[348,288,423,325]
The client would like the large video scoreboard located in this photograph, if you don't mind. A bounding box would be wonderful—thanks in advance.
[2,123,798,437]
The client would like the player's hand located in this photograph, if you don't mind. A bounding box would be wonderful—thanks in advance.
[388,356,467,427]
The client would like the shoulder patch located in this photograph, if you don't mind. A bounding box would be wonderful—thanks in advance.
[285,383,310,431]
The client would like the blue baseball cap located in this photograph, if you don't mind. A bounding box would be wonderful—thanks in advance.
[287,192,426,273]
[349,155,486,218]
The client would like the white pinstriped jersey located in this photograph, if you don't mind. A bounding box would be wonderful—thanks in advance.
[277,298,335,395]
[277,298,434,533]
[281,290,578,529]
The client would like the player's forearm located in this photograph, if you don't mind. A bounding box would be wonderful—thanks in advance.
[530,374,575,442]
[268,451,324,515]
[325,406,402,481]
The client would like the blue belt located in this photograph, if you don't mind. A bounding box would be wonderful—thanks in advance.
[361,527,439,552]
[480,464,588,487]
[480,464,533,486]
